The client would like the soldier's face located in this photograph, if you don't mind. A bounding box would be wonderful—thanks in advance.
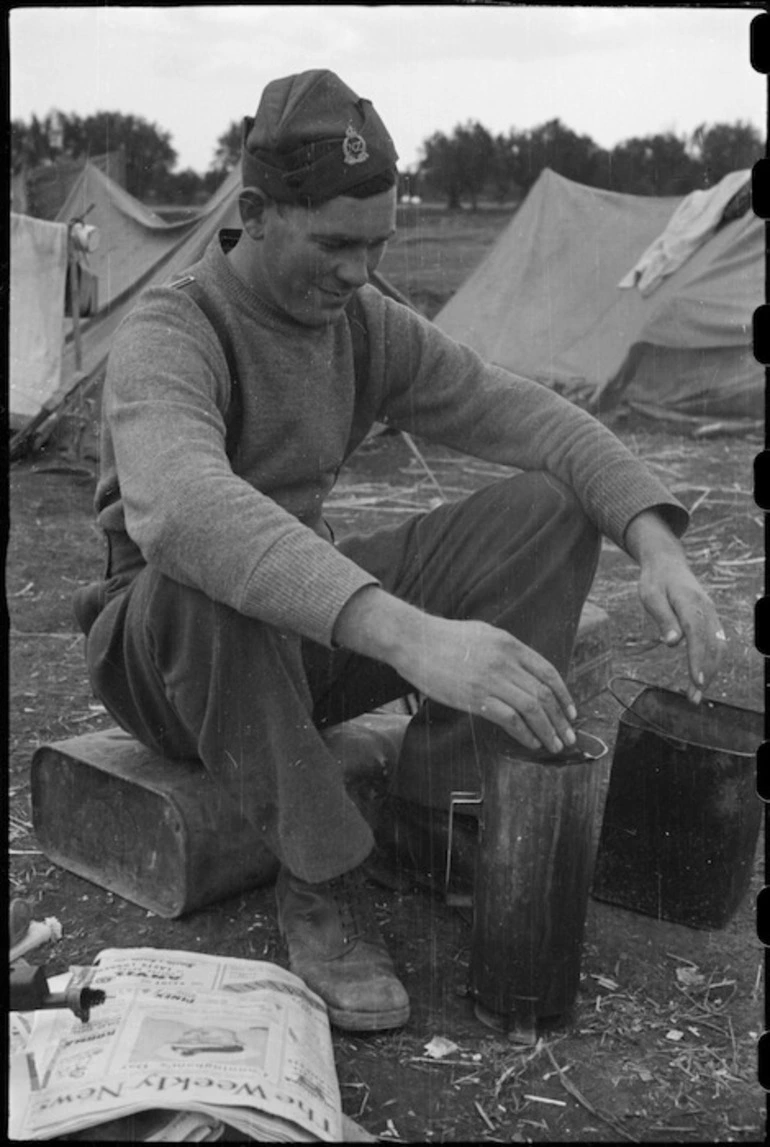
[260,188,397,326]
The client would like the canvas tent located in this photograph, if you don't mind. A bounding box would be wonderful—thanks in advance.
[52,161,240,313]
[433,168,763,424]
[10,162,244,451]
[14,150,127,221]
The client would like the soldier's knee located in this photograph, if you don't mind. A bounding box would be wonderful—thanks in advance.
[495,470,590,524]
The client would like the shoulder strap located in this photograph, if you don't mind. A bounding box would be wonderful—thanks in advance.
[169,274,369,461]
[170,274,242,460]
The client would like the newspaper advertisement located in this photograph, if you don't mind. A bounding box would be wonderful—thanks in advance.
[10,947,342,1142]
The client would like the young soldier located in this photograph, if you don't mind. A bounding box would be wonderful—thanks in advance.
[76,70,724,1032]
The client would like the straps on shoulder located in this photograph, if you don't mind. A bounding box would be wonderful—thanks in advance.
[169,274,243,460]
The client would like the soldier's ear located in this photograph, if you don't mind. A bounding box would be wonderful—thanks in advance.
[238,188,273,240]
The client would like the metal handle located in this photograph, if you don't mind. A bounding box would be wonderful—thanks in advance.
[445,791,482,905]
[569,730,608,762]
[607,675,697,753]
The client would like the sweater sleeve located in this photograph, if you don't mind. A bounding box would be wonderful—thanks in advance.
[363,291,689,548]
[101,290,378,647]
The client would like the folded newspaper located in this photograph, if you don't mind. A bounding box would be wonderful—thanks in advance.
[10,947,343,1141]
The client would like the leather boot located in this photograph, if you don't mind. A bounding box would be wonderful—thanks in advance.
[275,866,410,1031]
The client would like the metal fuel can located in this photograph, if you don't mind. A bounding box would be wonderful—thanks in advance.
[467,729,607,1041]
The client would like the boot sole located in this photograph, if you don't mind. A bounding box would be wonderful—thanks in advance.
[327,1002,410,1031]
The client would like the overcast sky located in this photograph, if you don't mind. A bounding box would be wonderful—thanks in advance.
[10,5,764,174]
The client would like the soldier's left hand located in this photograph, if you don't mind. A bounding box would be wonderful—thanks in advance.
[637,552,725,702]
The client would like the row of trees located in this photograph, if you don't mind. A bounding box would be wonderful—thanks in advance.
[11,109,762,209]
[11,110,226,204]
[417,118,763,208]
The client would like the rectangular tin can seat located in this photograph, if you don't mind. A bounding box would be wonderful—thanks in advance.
[31,714,409,919]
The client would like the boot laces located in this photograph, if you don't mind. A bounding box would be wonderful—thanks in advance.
[328,871,380,947]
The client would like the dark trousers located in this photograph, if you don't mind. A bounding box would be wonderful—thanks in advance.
[84,473,600,883]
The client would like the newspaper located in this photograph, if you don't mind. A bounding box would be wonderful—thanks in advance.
[10,947,343,1142]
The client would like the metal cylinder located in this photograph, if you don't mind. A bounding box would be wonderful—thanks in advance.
[468,731,605,1038]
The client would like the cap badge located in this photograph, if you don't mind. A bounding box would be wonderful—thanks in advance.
[342,124,368,166]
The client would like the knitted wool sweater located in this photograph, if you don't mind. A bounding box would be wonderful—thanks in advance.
[96,231,687,648]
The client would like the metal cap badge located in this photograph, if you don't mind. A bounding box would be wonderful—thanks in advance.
[342,124,369,166]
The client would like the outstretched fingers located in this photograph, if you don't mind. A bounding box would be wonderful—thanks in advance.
[392,615,579,755]
[486,652,577,754]
[639,563,725,703]
[669,583,725,700]
[478,697,544,752]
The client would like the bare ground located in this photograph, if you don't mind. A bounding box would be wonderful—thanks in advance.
[8,417,765,1143]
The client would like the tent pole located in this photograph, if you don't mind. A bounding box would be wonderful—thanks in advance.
[68,228,82,372]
